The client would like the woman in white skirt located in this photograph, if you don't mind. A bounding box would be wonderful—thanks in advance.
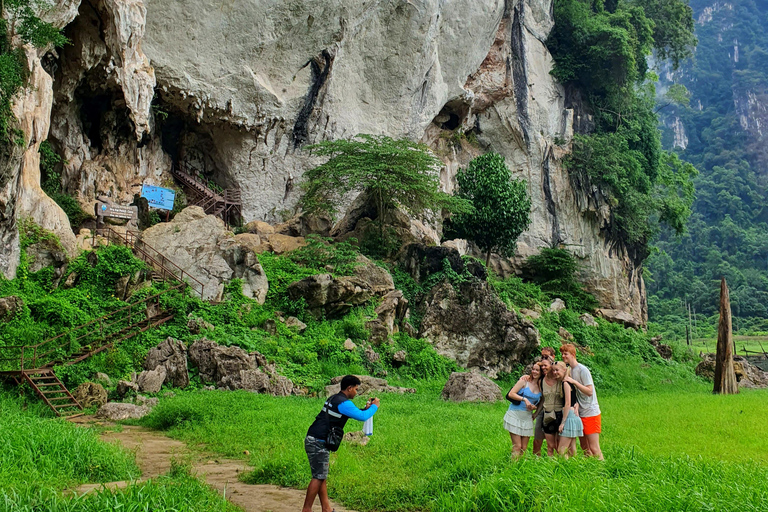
[503,363,542,458]
[554,362,583,458]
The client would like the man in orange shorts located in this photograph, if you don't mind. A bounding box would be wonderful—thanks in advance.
[561,344,603,460]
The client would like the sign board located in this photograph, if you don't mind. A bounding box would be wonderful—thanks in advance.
[95,202,135,220]
[140,184,176,211]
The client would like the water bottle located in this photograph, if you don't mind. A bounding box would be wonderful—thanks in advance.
[363,417,373,436]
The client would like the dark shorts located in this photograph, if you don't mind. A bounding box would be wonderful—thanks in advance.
[534,409,545,441]
[542,411,564,435]
[305,436,330,480]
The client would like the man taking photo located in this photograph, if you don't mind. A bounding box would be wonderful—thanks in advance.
[302,375,380,512]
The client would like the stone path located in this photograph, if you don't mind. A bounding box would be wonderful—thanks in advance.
[69,417,356,512]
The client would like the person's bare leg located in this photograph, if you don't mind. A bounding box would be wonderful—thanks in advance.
[579,436,591,456]
[557,436,572,458]
[586,433,604,460]
[319,479,332,512]
[533,438,543,456]
[510,433,521,458]
[569,437,577,457]
[520,435,530,457]
[302,478,322,512]
[544,433,557,456]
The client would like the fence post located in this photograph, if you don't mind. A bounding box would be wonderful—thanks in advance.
[20,346,24,371]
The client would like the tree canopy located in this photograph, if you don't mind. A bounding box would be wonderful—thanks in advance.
[444,152,531,266]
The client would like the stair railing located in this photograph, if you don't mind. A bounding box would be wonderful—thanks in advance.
[95,228,205,299]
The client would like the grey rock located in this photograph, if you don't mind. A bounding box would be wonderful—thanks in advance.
[285,316,307,333]
[262,318,278,336]
[580,313,598,327]
[221,368,295,397]
[96,402,151,420]
[116,380,139,398]
[441,372,502,402]
[696,354,768,388]
[188,338,256,384]
[134,395,160,408]
[549,299,566,313]
[94,372,112,387]
[144,337,189,388]
[139,207,269,302]
[596,308,641,329]
[73,382,108,409]
[364,346,381,364]
[187,314,214,334]
[558,327,574,341]
[374,290,409,336]
[343,339,357,351]
[419,279,540,378]
[393,350,407,366]
[287,274,373,319]
[365,319,390,346]
[137,366,167,394]
[520,308,541,320]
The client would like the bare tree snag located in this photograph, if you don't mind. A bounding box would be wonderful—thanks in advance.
[713,278,739,394]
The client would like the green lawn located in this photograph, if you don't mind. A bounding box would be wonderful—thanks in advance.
[689,335,768,357]
[138,382,768,512]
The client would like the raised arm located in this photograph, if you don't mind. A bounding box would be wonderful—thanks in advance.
[565,376,594,397]
[338,400,378,422]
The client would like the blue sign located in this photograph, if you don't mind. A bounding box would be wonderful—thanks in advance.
[141,184,176,211]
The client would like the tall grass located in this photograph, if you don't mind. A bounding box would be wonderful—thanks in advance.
[139,386,768,512]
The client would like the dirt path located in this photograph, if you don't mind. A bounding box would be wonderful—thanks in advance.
[70,417,356,512]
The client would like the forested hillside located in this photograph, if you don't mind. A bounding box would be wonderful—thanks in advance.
[649,0,768,334]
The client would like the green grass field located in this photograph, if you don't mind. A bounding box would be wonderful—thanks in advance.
[136,381,768,512]
[688,335,768,357]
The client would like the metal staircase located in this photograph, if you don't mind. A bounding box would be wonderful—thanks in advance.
[172,162,241,226]
[0,231,202,416]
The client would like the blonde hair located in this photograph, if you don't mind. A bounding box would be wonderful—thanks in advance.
[560,343,577,356]
[553,361,567,371]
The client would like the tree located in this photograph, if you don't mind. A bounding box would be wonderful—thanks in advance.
[444,152,531,266]
[300,134,470,240]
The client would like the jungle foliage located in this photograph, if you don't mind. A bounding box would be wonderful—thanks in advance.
[648,0,768,335]
[548,0,697,259]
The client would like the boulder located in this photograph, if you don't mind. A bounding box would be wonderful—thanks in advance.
[520,308,541,320]
[187,314,214,334]
[137,367,167,393]
[344,339,357,351]
[261,318,278,335]
[441,372,502,402]
[263,234,306,254]
[94,372,112,387]
[374,290,409,336]
[558,327,574,341]
[580,313,598,327]
[96,403,151,420]
[364,346,381,364]
[114,271,151,301]
[116,380,139,398]
[393,350,407,366]
[596,308,641,329]
[139,206,269,302]
[219,368,294,396]
[188,338,256,385]
[419,279,540,378]
[73,382,108,408]
[549,299,566,313]
[25,241,67,274]
[287,274,375,319]
[285,316,307,333]
[365,319,390,346]
[244,220,275,236]
[648,335,673,360]
[441,239,468,256]
[325,375,415,397]
[144,337,189,388]
[397,243,465,283]
[133,395,160,408]
[0,296,24,321]
[353,255,395,295]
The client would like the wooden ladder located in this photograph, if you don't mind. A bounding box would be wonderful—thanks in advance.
[22,369,82,417]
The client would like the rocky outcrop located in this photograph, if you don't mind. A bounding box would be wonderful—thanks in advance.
[441,372,502,402]
[139,207,269,302]
[325,375,415,397]
[144,337,189,388]
[137,366,166,393]
[596,308,641,330]
[0,296,24,322]
[419,278,540,378]
[96,402,151,420]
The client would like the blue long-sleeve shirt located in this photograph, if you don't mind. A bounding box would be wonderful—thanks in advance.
[338,400,378,421]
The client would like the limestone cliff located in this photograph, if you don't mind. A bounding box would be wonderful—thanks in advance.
[0,0,647,325]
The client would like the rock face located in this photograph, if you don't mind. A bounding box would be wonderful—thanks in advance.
[0,296,24,322]
[441,372,502,402]
[419,279,540,378]
[139,207,269,302]
[596,309,641,330]
[96,402,151,420]
[144,337,189,388]
[0,0,648,324]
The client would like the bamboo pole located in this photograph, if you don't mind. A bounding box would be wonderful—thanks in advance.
[713,278,739,394]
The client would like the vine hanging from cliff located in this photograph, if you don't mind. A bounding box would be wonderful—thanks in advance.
[547,0,697,261]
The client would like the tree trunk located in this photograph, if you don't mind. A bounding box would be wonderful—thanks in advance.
[713,278,739,394]
[485,249,492,268]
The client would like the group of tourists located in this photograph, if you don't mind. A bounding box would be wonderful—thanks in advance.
[302,345,603,511]
[503,344,603,460]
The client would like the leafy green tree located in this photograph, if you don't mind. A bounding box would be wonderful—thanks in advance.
[300,134,470,238]
[444,152,531,266]
[632,0,697,68]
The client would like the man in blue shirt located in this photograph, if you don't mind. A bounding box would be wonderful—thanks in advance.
[302,375,379,512]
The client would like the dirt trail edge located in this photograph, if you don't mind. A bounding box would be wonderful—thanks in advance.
[69,417,356,512]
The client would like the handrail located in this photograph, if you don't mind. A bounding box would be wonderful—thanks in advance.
[0,283,184,372]
[95,228,205,299]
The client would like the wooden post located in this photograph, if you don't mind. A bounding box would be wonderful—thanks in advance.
[713,278,739,394]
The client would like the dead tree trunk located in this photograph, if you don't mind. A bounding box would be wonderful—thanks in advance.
[713,278,739,394]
